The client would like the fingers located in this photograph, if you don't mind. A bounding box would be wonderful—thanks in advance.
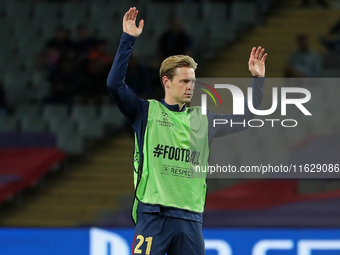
[251,46,267,60]
[133,9,138,21]
[126,7,138,21]
[262,53,268,62]
[254,46,262,59]
[258,47,265,59]
[250,47,256,59]
[138,19,144,30]
[128,7,134,20]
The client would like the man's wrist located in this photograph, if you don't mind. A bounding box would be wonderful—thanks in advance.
[123,31,137,39]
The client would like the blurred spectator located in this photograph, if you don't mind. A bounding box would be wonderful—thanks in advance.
[301,0,329,8]
[49,49,80,91]
[0,82,9,117]
[36,25,74,72]
[74,23,98,93]
[125,53,151,99]
[46,25,75,58]
[35,45,61,72]
[284,34,322,78]
[320,16,340,52]
[158,17,193,59]
[83,39,113,104]
[43,49,79,105]
[74,23,98,62]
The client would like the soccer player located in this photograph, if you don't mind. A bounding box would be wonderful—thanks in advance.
[107,7,267,255]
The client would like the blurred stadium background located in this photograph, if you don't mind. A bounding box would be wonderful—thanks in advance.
[0,0,340,253]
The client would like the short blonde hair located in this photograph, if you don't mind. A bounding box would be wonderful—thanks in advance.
[159,55,197,87]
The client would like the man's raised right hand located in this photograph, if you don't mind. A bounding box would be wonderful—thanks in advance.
[123,7,144,38]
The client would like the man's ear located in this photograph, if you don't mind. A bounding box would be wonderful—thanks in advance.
[162,76,170,89]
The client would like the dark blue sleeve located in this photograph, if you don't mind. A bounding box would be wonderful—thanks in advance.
[208,77,265,141]
[107,32,149,124]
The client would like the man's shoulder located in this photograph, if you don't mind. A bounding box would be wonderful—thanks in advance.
[187,105,202,112]
[147,99,160,105]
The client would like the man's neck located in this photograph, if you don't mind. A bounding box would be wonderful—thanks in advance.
[164,97,185,111]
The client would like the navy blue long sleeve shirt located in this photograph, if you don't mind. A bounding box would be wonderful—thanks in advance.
[107,32,265,223]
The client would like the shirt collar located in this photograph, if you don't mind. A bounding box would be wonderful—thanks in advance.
[160,99,186,112]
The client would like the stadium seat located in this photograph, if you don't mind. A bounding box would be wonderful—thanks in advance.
[0,22,12,39]
[42,104,69,122]
[100,104,125,130]
[21,117,47,132]
[77,117,105,139]
[37,19,59,40]
[146,3,173,24]
[208,20,236,48]
[15,104,41,119]
[324,180,340,192]
[57,130,85,155]
[18,37,44,58]
[202,3,228,23]
[61,3,89,25]
[33,2,62,23]
[89,1,130,26]
[174,3,199,26]
[93,21,123,45]
[298,180,325,194]
[89,3,115,23]
[4,87,30,106]
[0,117,18,132]
[133,36,157,62]
[3,72,31,105]
[232,1,258,27]
[27,72,49,102]
[71,105,97,122]
[49,118,77,135]
[5,1,32,22]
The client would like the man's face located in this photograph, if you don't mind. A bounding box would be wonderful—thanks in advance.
[165,67,196,104]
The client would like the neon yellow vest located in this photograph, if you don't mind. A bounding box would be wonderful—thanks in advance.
[132,100,209,223]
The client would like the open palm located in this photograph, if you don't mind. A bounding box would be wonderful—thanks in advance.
[123,7,144,38]
[248,46,267,77]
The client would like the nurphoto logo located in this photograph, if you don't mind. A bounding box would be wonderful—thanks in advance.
[198,83,312,128]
